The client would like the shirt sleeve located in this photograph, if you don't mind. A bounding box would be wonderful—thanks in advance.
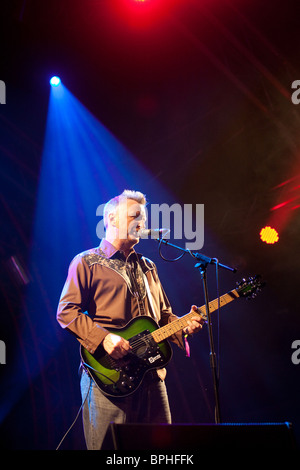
[56,255,109,354]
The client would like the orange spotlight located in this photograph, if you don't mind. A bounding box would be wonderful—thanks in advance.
[260,226,279,244]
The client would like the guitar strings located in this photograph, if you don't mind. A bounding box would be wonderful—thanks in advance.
[105,292,237,361]
[106,302,221,356]
[125,312,199,351]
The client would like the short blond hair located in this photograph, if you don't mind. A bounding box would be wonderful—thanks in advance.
[103,189,147,229]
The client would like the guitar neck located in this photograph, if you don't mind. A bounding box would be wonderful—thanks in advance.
[151,288,240,343]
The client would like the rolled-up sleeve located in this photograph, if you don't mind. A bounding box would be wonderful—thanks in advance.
[57,255,109,354]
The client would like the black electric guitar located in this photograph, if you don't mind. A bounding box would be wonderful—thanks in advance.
[80,275,264,397]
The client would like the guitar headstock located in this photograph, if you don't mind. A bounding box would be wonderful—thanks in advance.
[236,275,265,299]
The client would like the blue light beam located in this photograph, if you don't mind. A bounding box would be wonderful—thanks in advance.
[0,83,173,430]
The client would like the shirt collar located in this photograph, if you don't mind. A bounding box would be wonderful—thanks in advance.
[99,239,154,273]
[99,239,136,260]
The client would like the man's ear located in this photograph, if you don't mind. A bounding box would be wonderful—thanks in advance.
[108,212,117,228]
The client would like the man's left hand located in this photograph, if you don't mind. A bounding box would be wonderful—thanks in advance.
[183,305,205,336]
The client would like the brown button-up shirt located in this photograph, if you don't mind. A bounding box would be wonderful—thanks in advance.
[57,239,184,355]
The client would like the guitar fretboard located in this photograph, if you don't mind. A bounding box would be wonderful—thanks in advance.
[151,289,240,343]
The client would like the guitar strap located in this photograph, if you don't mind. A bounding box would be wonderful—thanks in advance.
[128,254,158,323]
[143,272,158,322]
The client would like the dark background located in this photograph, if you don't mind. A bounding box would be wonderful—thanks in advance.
[0,0,299,450]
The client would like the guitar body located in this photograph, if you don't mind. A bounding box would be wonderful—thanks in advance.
[80,316,173,397]
[80,275,264,398]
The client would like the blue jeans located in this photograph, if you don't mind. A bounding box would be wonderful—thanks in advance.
[80,369,172,450]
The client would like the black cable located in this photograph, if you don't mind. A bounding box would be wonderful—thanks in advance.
[158,237,186,262]
[55,374,91,450]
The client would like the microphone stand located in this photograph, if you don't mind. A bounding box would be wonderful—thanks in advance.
[155,238,236,424]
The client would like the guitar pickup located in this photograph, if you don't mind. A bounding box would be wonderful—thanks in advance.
[129,330,160,359]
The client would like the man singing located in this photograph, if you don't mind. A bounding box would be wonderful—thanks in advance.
[57,189,203,450]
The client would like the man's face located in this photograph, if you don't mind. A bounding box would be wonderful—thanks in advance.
[115,198,146,241]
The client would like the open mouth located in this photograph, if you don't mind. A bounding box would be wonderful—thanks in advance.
[128,224,141,238]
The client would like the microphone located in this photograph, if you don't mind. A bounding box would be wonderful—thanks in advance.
[138,228,170,239]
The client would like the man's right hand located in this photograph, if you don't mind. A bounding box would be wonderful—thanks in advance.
[102,333,131,359]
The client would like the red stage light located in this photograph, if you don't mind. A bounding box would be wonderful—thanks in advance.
[260,226,279,244]
[108,0,176,30]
